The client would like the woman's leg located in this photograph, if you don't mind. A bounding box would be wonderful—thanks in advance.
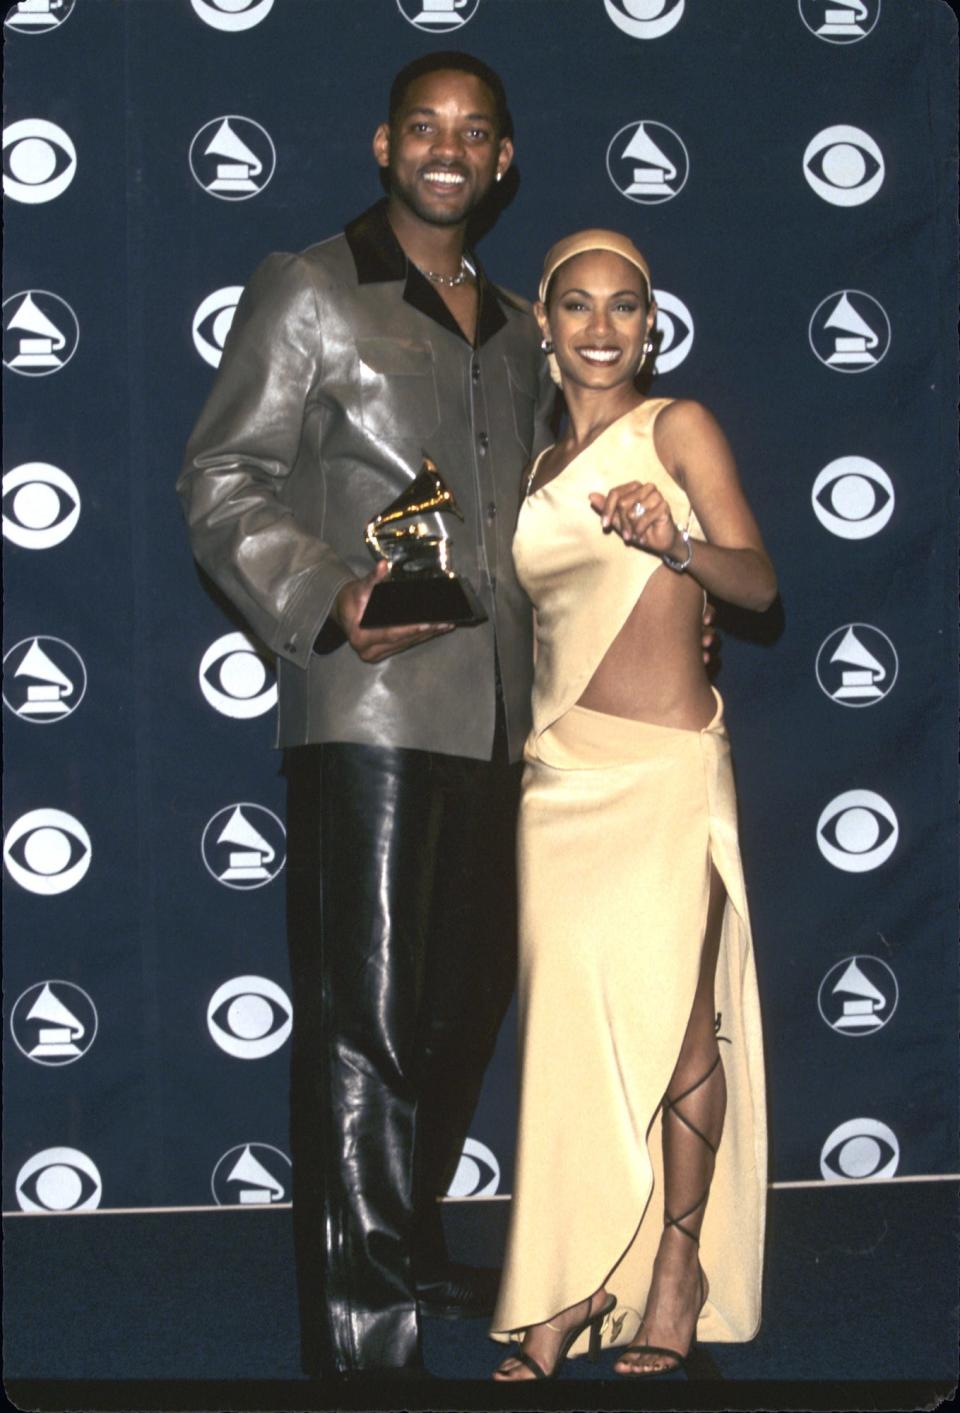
[492,1287,612,1381]
[615,862,728,1375]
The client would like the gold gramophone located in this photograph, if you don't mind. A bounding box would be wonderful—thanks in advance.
[359,457,487,628]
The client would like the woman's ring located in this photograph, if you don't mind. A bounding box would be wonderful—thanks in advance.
[633,501,645,518]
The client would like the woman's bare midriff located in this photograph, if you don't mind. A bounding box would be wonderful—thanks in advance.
[575,565,717,730]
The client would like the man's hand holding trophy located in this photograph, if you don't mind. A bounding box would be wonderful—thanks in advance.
[333,456,486,663]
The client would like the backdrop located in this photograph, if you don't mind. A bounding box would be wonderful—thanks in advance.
[3,0,957,1221]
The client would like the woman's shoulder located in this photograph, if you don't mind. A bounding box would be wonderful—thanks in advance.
[648,400,730,489]
[651,398,727,455]
[650,397,718,433]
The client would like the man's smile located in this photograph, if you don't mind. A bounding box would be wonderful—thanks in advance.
[420,166,469,189]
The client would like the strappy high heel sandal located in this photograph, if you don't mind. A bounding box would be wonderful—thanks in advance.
[616,1055,722,1378]
[494,1292,617,1381]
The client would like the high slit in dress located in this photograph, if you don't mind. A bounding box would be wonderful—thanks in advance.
[490,398,766,1354]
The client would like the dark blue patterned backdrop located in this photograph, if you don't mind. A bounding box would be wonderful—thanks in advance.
[3,0,957,1221]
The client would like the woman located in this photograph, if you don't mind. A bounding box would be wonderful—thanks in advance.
[490,231,776,1381]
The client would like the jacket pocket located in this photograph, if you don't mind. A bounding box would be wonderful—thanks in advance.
[356,337,441,442]
[504,354,538,456]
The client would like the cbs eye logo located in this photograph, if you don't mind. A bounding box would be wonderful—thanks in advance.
[5,0,78,34]
[652,291,694,374]
[446,1136,500,1197]
[211,1142,291,1205]
[603,0,685,39]
[3,119,76,204]
[192,286,243,368]
[396,0,481,33]
[207,975,292,1059]
[15,1146,102,1212]
[811,457,894,540]
[4,808,92,894]
[803,125,884,206]
[2,464,81,550]
[190,0,275,31]
[199,632,276,718]
[820,1117,899,1181]
[816,790,898,873]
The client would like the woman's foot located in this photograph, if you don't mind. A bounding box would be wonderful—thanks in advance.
[493,1287,610,1381]
[614,1241,706,1376]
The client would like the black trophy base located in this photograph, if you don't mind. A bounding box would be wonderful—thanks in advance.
[360,574,487,629]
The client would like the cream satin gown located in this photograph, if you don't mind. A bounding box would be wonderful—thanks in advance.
[491,399,766,1354]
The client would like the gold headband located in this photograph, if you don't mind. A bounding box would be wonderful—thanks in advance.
[538,229,653,305]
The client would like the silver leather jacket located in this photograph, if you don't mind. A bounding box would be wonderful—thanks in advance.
[177,202,556,760]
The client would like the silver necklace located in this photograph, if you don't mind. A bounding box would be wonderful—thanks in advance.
[412,255,470,288]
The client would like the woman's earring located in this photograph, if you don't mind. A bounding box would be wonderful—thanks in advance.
[639,337,656,375]
[540,336,562,386]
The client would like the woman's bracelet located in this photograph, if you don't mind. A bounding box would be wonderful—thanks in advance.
[662,527,693,572]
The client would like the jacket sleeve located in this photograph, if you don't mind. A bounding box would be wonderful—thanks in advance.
[176,251,355,669]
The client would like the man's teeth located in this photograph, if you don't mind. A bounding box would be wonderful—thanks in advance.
[424,172,466,185]
[579,349,621,362]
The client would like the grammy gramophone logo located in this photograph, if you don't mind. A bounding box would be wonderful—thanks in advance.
[3,290,80,376]
[606,121,689,204]
[397,0,480,32]
[3,636,88,722]
[4,0,77,36]
[798,0,881,45]
[817,956,898,1035]
[10,980,98,1065]
[211,1143,291,1205]
[201,803,286,889]
[808,291,890,373]
[189,117,276,201]
[815,624,897,707]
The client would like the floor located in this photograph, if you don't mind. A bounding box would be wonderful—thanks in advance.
[3,1180,957,1410]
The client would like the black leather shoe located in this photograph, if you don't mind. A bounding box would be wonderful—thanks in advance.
[415,1260,501,1319]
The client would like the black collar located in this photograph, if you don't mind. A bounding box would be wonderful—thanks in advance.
[344,199,508,349]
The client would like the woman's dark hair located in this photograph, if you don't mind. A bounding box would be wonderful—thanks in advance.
[388,51,513,141]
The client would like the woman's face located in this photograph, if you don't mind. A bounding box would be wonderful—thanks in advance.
[536,249,655,392]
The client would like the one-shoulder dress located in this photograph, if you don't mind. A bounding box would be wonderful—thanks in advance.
[490,398,766,1353]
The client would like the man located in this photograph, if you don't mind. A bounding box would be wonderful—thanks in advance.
[177,52,554,1377]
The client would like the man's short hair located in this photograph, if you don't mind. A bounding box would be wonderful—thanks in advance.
[388,51,513,141]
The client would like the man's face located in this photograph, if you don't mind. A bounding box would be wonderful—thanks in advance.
[374,70,513,228]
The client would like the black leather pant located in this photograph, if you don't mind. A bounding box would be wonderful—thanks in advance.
[283,696,521,1374]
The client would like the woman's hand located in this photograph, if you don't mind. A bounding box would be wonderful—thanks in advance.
[588,482,684,558]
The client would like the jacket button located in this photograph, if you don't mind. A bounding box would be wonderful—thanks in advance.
[486,501,497,520]
[471,360,480,382]
[284,641,296,653]
[478,431,489,452]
